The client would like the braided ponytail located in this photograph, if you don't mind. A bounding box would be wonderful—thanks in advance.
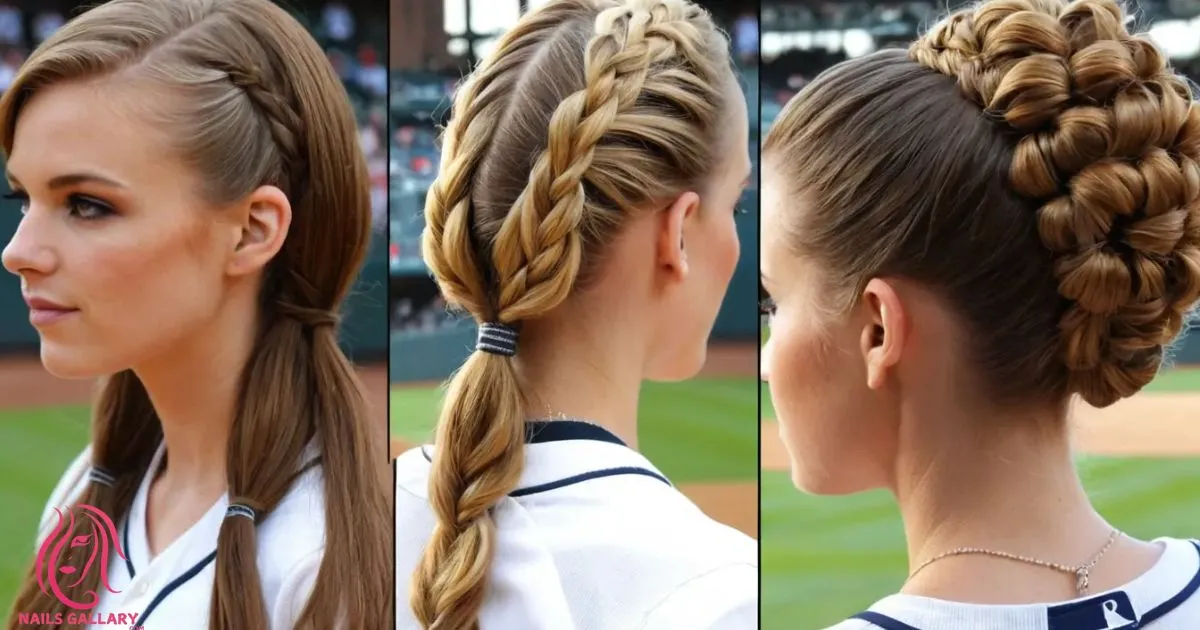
[413,0,735,627]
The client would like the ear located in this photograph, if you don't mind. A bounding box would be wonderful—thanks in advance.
[656,191,701,282]
[225,185,292,278]
[859,278,907,390]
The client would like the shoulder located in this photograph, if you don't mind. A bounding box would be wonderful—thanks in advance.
[637,561,758,629]
[36,445,92,545]
[256,461,327,626]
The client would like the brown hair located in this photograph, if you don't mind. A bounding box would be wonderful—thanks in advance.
[1,1,391,628]
[413,0,735,626]
[764,0,1200,409]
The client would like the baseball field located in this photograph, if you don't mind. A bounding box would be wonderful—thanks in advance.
[0,355,391,613]
[388,342,761,539]
[761,358,1200,629]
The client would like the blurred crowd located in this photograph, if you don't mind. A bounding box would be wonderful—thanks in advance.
[761,1,1200,129]
[388,2,760,333]
[0,1,390,232]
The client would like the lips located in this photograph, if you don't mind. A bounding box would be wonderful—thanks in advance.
[23,296,79,326]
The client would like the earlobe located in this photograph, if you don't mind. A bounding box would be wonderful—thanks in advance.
[227,185,292,277]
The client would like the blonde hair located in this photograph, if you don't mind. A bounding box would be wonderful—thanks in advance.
[764,0,1200,409]
[1,1,391,628]
[413,0,736,626]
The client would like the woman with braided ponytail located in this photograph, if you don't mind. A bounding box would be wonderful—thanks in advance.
[761,0,1200,627]
[0,1,390,629]
[394,0,756,627]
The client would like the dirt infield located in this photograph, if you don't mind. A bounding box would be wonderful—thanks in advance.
[760,392,1200,470]
[0,354,391,436]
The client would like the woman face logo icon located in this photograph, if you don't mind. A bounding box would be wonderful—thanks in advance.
[33,505,128,610]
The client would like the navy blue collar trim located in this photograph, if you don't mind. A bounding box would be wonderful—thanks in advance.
[524,420,627,446]
[849,540,1200,629]
[419,419,668,496]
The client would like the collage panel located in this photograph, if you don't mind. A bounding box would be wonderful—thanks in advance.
[389,0,761,628]
[0,1,392,629]
[759,1,1200,629]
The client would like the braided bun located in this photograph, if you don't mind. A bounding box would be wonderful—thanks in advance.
[911,0,1200,407]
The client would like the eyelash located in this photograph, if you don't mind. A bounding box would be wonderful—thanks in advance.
[3,190,115,220]
[759,297,777,316]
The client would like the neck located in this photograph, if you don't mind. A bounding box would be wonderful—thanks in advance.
[514,302,646,449]
[893,402,1118,602]
[132,301,258,491]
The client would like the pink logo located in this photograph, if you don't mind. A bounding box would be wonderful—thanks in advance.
[34,505,126,610]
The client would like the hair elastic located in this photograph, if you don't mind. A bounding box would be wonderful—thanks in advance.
[476,322,518,357]
[225,503,258,522]
[88,467,116,487]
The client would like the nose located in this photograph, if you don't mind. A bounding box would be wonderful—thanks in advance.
[1,213,57,277]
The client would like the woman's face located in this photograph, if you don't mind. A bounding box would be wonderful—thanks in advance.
[2,79,232,378]
[646,84,751,380]
[759,164,896,495]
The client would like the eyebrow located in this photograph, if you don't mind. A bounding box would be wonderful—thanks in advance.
[5,171,128,190]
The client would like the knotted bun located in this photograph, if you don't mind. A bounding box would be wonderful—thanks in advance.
[911,0,1200,407]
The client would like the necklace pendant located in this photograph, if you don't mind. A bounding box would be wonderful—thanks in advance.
[1076,569,1088,595]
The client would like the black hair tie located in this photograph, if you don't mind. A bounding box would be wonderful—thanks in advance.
[476,322,518,357]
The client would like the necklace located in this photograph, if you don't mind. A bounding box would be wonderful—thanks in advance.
[906,529,1122,596]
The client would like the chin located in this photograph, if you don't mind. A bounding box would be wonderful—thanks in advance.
[646,341,707,382]
[789,456,882,497]
[39,343,108,380]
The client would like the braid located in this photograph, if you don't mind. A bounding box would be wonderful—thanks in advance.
[413,1,731,628]
[211,60,309,199]
[910,0,1200,406]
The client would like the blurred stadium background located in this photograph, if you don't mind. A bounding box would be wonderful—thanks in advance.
[387,0,760,538]
[759,2,1200,628]
[0,0,389,612]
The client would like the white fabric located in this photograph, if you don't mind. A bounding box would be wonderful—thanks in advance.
[394,437,758,629]
[34,443,325,630]
[828,537,1200,629]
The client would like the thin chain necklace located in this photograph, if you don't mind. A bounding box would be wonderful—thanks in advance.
[906,529,1122,596]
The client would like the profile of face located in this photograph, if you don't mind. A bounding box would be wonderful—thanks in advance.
[643,81,751,381]
[1,78,285,379]
[759,164,898,495]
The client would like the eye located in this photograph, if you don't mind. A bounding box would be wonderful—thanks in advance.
[3,189,29,214]
[735,205,747,216]
[759,297,776,316]
[66,194,115,220]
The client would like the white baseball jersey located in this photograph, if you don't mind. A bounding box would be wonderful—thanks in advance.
[394,420,758,629]
[828,537,1200,630]
[29,442,325,630]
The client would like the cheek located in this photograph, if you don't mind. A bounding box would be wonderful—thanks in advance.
[766,309,878,494]
[44,218,222,375]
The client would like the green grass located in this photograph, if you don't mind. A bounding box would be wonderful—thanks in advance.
[761,457,1200,629]
[0,406,90,614]
[391,377,759,484]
